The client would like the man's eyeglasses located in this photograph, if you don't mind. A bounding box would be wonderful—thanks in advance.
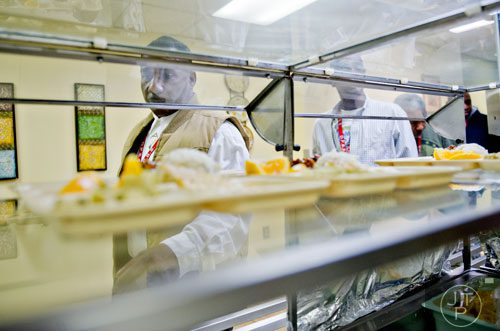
[140,67,174,83]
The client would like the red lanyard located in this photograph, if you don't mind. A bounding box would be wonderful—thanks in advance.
[337,118,350,153]
[137,138,160,162]
[417,134,422,153]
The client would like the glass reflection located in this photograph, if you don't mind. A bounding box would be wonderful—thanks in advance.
[293,177,500,330]
[394,93,455,157]
[112,211,252,295]
[312,55,417,164]
[476,185,500,272]
[295,194,462,330]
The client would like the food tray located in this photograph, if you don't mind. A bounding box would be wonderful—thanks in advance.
[389,166,462,189]
[200,177,329,213]
[323,172,398,197]
[280,171,400,198]
[16,177,329,235]
[480,160,500,171]
[375,156,434,167]
[54,192,202,235]
[277,166,461,197]
[376,157,481,170]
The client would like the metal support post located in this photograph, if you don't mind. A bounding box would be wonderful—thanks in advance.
[287,293,298,331]
[463,236,471,270]
[283,76,295,159]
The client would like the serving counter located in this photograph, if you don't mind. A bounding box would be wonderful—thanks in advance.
[1,171,499,330]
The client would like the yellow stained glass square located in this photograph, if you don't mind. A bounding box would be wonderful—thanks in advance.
[0,200,16,218]
[78,144,106,170]
[0,117,14,146]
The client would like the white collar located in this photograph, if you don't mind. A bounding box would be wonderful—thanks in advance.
[152,111,176,121]
[333,98,368,114]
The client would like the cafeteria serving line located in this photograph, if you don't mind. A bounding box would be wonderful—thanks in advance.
[0,1,500,330]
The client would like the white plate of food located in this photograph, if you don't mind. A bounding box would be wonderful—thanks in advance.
[376,144,500,171]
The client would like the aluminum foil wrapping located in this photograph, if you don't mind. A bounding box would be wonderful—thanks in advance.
[298,245,452,330]
[484,235,500,270]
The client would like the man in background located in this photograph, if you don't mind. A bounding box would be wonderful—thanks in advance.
[464,92,489,150]
[394,93,454,156]
[113,36,251,293]
[313,55,417,164]
[120,36,250,170]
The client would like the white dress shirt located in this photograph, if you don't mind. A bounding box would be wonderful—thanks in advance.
[128,113,251,277]
[313,98,418,164]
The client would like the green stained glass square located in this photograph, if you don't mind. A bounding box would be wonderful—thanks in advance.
[78,115,105,140]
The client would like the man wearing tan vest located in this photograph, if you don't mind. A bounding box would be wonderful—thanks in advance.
[120,36,251,168]
[113,36,251,294]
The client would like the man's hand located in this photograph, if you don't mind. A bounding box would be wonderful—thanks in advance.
[113,244,180,295]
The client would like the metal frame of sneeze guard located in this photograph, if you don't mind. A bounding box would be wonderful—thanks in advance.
[426,96,467,143]
[245,78,287,146]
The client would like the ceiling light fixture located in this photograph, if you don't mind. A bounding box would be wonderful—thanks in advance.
[213,0,318,26]
[449,19,494,33]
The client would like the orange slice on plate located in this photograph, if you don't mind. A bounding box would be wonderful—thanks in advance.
[261,157,290,175]
[246,157,291,175]
[433,148,478,160]
[245,160,264,175]
[448,152,481,160]
[433,148,445,160]
[445,150,463,160]
[122,154,143,176]
[60,172,105,195]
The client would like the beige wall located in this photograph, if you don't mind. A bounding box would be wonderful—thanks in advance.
[471,90,488,114]
[0,54,148,197]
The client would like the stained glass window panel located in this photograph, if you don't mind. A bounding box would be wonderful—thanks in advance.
[0,83,17,180]
[75,83,106,171]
